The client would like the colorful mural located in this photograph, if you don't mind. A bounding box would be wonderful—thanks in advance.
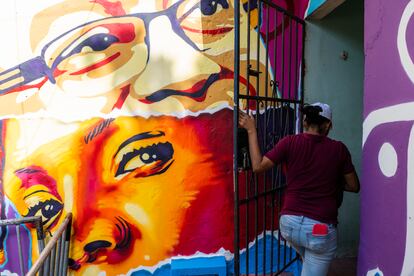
[0,0,311,275]
[361,0,414,275]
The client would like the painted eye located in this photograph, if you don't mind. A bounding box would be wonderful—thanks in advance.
[178,0,234,45]
[25,199,63,230]
[115,142,174,178]
[200,0,229,15]
[63,33,119,58]
[52,31,120,70]
[44,21,139,72]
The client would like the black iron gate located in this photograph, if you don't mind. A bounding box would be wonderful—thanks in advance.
[233,0,305,275]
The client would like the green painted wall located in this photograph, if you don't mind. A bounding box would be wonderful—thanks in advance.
[304,0,364,257]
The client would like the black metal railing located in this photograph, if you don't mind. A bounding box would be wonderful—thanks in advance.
[233,0,305,275]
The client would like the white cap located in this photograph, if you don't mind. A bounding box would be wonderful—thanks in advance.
[311,102,332,121]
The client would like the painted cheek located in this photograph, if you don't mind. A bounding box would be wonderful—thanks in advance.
[56,45,148,99]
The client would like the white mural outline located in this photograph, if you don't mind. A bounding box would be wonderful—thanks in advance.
[398,0,414,84]
[398,2,414,274]
[363,2,414,274]
[363,106,414,276]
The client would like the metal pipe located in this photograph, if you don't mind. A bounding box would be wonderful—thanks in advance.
[16,225,25,275]
[43,255,50,276]
[58,229,66,276]
[246,0,252,112]
[54,238,61,276]
[0,216,42,226]
[245,172,250,274]
[61,215,73,275]
[50,244,56,275]
[300,23,306,130]
[61,241,70,276]
[288,17,293,100]
[233,0,241,273]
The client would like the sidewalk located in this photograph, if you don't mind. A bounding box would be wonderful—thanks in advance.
[279,257,357,276]
[328,257,357,276]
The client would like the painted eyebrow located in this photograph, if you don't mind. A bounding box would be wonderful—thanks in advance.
[84,118,115,144]
[114,131,165,157]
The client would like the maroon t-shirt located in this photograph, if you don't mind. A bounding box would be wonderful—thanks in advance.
[265,133,355,224]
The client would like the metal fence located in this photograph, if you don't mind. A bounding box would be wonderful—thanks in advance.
[27,213,72,276]
[0,213,72,276]
[233,0,305,275]
[0,216,45,276]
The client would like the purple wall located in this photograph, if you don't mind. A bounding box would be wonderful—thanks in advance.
[361,0,414,275]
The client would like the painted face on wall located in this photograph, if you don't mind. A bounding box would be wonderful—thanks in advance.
[2,110,234,274]
[0,0,292,274]
[0,0,270,120]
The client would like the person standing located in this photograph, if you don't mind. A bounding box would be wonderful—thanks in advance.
[239,103,360,276]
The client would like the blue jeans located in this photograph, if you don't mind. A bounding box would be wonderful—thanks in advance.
[279,215,337,276]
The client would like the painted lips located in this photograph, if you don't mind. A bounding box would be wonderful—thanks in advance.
[140,67,257,104]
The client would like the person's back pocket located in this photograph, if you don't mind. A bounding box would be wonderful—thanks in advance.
[306,225,337,253]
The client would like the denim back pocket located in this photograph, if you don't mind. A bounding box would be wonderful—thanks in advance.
[306,230,337,254]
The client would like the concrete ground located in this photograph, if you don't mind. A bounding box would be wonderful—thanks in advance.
[328,257,357,276]
[279,257,357,276]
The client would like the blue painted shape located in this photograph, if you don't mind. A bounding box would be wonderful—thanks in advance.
[171,256,226,276]
[306,0,327,17]
[227,234,302,275]
[130,264,171,276]
[130,234,301,276]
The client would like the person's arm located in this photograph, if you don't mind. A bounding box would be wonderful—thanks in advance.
[343,171,360,193]
[239,112,274,173]
[339,142,360,193]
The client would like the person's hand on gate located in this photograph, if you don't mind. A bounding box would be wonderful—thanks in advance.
[239,111,256,134]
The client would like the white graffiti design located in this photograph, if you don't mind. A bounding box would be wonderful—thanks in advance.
[398,0,414,84]
[364,1,414,274]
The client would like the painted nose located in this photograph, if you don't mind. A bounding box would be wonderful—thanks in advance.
[83,240,112,253]
[67,240,112,270]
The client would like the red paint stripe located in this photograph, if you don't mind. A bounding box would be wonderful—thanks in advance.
[100,23,136,43]
[112,85,130,110]
[238,75,257,96]
[70,52,120,76]
[90,0,126,16]
[181,25,233,35]
[6,69,66,94]
[217,67,257,110]
[6,78,48,94]
[139,98,152,104]
[218,67,257,96]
